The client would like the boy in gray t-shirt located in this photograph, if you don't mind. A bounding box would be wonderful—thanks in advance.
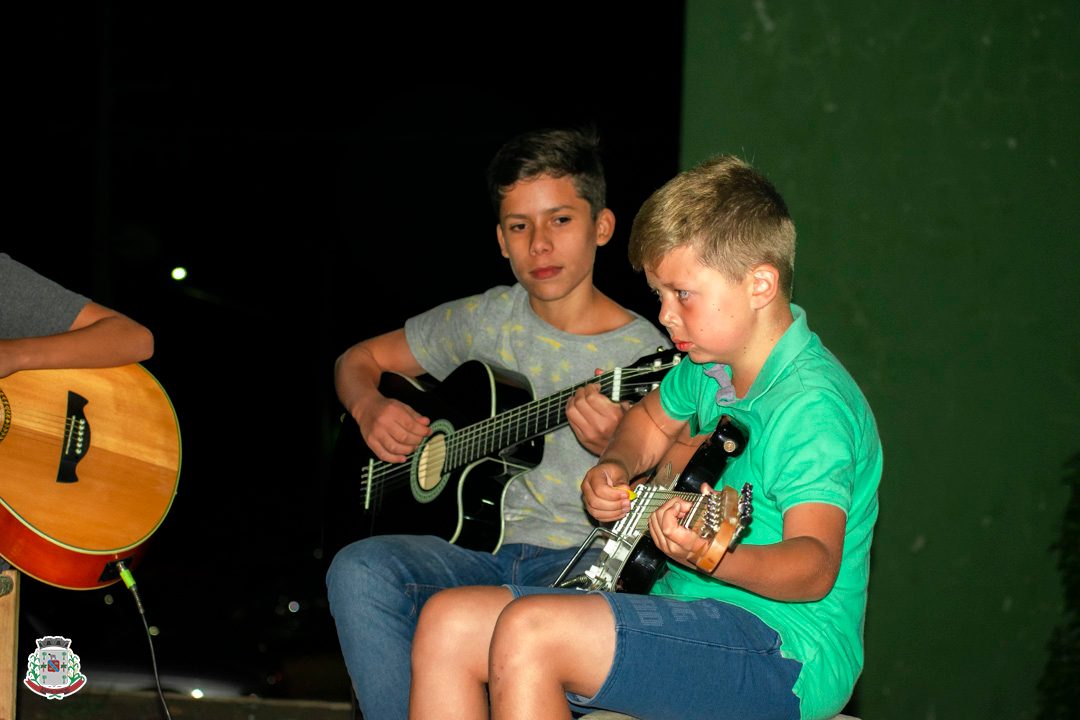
[406,282,668,549]
[326,128,672,720]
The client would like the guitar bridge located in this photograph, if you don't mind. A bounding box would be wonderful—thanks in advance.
[57,391,91,484]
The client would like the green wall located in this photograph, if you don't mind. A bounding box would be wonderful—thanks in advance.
[681,3,1079,718]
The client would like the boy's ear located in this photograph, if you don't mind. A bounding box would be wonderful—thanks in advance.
[496,223,510,258]
[749,263,781,309]
[594,208,616,247]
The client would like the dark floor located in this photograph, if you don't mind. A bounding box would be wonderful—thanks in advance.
[17,686,353,720]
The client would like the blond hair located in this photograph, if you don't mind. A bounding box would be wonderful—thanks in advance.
[628,155,796,297]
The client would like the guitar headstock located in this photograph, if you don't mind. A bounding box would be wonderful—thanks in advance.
[731,482,753,545]
[614,347,683,400]
[685,482,754,550]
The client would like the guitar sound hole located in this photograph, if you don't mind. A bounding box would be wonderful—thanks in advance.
[416,434,447,491]
[0,389,10,442]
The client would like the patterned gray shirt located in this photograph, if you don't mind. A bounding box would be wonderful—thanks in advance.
[405,284,671,549]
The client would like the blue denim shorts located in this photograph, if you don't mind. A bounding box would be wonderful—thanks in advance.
[504,585,802,720]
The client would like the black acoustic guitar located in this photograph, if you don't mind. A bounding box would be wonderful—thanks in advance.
[328,348,682,554]
[554,414,752,594]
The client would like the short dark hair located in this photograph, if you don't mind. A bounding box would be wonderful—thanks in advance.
[486,127,607,219]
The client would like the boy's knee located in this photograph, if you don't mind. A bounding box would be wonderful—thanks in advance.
[326,545,359,593]
[490,597,551,659]
[416,588,456,627]
[413,589,466,657]
[326,540,386,605]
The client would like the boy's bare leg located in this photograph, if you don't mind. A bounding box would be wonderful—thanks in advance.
[410,585,514,720]
[489,594,616,720]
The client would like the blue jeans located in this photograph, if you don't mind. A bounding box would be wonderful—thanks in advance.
[325,535,593,720]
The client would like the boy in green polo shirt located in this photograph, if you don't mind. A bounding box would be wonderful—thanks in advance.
[407,154,882,720]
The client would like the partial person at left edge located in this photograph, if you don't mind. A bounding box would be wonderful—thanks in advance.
[0,252,154,380]
[2,245,185,604]
[1,251,155,580]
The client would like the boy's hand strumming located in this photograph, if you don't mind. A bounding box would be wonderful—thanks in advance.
[581,460,633,522]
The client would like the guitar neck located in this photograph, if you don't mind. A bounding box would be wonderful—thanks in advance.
[360,352,679,485]
[611,485,701,537]
[440,365,640,468]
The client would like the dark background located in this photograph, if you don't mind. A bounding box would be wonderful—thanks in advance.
[10,4,1080,719]
[10,2,687,703]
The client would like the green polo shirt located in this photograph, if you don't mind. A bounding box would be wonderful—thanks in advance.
[653,303,882,720]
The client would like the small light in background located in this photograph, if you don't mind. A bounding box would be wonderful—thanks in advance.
[171,266,188,281]
[288,601,300,613]
[190,688,205,699]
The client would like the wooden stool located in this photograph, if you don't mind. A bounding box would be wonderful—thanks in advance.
[0,567,19,720]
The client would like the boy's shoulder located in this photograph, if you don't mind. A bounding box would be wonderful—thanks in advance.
[766,310,878,443]
[417,284,521,315]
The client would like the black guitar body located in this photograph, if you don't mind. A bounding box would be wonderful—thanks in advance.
[615,414,748,594]
[325,348,681,559]
[328,361,537,555]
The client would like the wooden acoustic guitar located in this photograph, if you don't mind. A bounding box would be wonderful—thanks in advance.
[554,414,752,594]
[0,364,181,590]
[330,348,682,554]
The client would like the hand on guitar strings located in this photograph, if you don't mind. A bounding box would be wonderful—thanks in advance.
[581,459,635,523]
[356,394,433,464]
[565,370,632,455]
[647,482,717,573]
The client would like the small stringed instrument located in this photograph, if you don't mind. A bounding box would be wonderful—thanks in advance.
[554,415,752,594]
[0,364,181,590]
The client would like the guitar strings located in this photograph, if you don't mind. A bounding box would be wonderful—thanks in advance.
[361,363,677,494]
[6,407,69,426]
[3,410,75,438]
[361,376,612,492]
[615,490,721,534]
[361,363,672,491]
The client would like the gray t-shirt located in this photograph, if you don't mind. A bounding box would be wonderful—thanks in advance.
[0,253,89,338]
[404,283,671,549]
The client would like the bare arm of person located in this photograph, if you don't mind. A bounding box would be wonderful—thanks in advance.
[650,494,846,601]
[580,390,688,522]
[333,327,433,463]
[0,302,153,379]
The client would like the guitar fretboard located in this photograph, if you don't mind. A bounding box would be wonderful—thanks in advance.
[362,359,679,495]
[611,485,705,537]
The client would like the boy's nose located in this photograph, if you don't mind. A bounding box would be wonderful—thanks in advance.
[529,231,553,255]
